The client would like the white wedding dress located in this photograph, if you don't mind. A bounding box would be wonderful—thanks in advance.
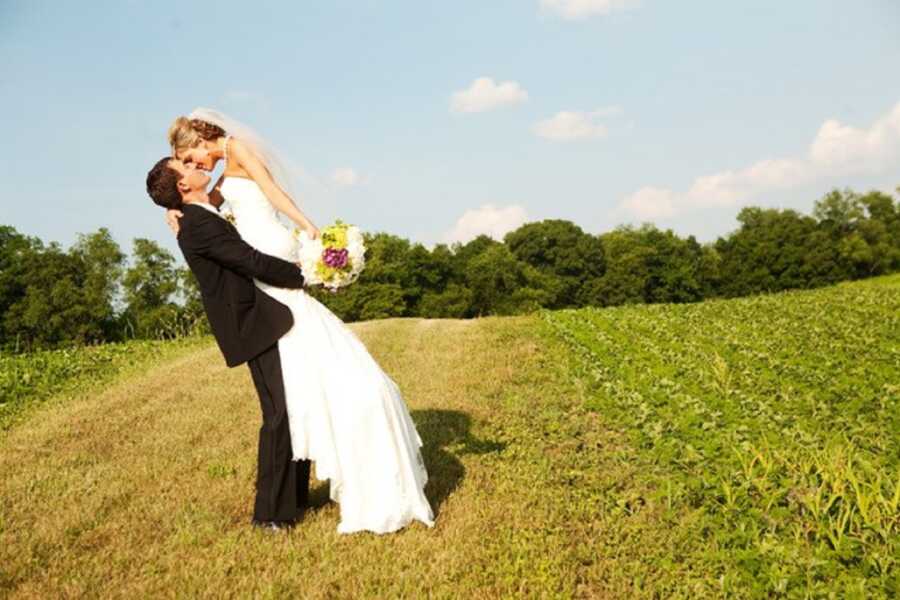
[219,175,435,534]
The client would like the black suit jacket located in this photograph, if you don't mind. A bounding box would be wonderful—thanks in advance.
[177,203,305,367]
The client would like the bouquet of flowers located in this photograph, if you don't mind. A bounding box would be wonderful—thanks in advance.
[294,220,366,291]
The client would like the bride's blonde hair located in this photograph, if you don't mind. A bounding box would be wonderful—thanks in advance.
[167,116,226,153]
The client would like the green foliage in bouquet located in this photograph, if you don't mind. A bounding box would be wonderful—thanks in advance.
[315,260,347,282]
[320,219,350,249]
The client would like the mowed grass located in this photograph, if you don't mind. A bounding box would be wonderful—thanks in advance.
[0,315,599,598]
[1,275,898,598]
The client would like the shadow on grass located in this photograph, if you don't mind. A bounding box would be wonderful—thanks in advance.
[412,409,506,516]
[305,409,505,517]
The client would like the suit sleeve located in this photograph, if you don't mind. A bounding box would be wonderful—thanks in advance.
[180,211,305,289]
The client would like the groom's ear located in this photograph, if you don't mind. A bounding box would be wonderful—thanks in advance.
[176,177,190,194]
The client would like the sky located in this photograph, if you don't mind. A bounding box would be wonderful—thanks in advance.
[3,0,900,259]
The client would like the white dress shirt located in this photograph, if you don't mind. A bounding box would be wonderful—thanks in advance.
[190,201,223,218]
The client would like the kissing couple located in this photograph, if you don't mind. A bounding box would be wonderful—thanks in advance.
[144,108,434,534]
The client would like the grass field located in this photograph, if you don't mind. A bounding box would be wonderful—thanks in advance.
[0,338,209,432]
[1,275,898,598]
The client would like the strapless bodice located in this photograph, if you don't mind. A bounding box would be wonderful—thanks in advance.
[220,177,297,262]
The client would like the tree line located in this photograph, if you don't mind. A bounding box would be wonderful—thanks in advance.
[1,187,898,351]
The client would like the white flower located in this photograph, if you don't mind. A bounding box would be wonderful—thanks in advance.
[295,224,366,290]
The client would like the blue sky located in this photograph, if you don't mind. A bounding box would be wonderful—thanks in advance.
[3,0,900,259]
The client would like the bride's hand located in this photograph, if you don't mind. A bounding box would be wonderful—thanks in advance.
[166,209,184,235]
[304,225,320,240]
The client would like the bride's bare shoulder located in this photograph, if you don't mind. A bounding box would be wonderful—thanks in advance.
[225,137,272,179]
[227,136,253,156]
[228,138,260,165]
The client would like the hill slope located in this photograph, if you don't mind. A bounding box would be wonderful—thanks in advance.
[2,275,898,598]
[1,315,589,597]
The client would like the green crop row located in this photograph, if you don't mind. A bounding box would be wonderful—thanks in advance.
[0,337,210,431]
[543,274,900,597]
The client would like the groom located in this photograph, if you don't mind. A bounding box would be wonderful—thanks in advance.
[145,157,311,531]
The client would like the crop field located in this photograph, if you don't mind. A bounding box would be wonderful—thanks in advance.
[544,273,900,596]
[0,275,897,598]
[0,338,209,431]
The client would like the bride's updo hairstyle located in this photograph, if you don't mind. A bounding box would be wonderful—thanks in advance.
[167,116,226,153]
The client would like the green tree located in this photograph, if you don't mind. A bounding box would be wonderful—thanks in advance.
[177,266,210,335]
[70,228,126,341]
[122,238,181,338]
[591,227,654,305]
[356,284,408,320]
[406,243,454,314]
[418,283,474,318]
[3,243,96,348]
[591,225,705,306]
[465,244,557,316]
[806,188,900,281]
[449,235,502,282]
[504,219,605,308]
[309,282,407,322]
[0,226,43,347]
[697,244,723,298]
[2,227,124,348]
[813,188,865,234]
[715,207,844,296]
[355,233,416,314]
[859,190,900,274]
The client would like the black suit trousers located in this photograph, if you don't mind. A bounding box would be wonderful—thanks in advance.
[246,343,312,522]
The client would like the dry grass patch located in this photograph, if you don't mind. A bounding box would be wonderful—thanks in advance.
[2,315,623,598]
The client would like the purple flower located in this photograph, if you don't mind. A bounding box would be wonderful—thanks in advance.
[322,247,349,269]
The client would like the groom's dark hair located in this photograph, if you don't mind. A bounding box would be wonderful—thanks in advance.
[146,157,184,210]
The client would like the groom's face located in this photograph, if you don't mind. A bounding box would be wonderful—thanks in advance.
[169,159,210,195]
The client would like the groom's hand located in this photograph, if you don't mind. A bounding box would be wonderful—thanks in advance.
[166,209,184,235]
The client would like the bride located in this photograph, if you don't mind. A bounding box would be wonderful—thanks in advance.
[166,108,435,534]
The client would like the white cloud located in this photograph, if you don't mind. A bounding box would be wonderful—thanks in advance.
[532,106,621,141]
[331,167,360,187]
[450,77,529,114]
[809,105,900,173]
[442,204,529,244]
[540,0,640,20]
[618,101,900,221]
[533,111,602,141]
[619,187,677,220]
